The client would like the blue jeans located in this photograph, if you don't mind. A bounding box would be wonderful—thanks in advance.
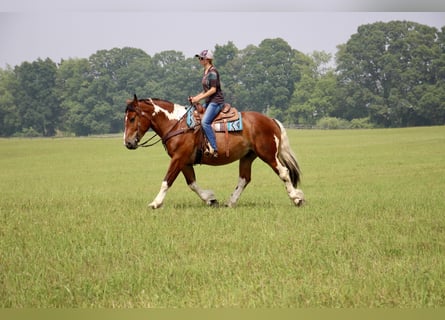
[202,102,223,151]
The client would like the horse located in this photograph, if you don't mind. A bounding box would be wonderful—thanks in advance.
[123,94,304,209]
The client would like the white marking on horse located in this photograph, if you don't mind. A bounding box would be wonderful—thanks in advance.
[189,182,216,205]
[149,181,169,209]
[273,133,304,206]
[273,134,281,164]
[123,114,128,143]
[227,177,247,207]
[151,102,187,120]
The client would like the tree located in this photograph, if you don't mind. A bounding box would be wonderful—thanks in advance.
[150,51,200,103]
[84,47,153,135]
[0,68,20,136]
[13,58,60,136]
[1,25,443,137]
[336,21,444,127]
[225,38,301,113]
[56,58,92,135]
[287,51,337,125]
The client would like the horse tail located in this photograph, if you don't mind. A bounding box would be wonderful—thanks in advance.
[273,119,302,187]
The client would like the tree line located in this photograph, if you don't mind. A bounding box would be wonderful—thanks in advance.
[0,20,444,137]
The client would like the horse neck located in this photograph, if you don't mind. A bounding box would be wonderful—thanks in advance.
[140,99,182,137]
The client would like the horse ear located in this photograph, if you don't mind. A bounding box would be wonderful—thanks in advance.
[126,94,138,108]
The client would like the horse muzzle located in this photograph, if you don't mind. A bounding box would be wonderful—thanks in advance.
[124,136,139,150]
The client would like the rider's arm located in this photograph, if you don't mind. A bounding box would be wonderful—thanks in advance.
[190,87,216,104]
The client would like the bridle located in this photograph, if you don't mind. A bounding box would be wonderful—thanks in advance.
[127,98,194,148]
[127,101,162,148]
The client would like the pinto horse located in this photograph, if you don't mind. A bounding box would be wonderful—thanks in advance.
[123,95,304,209]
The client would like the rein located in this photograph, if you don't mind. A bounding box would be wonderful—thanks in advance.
[138,132,162,148]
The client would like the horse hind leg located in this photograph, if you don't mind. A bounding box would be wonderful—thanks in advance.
[272,133,305,207]
[256,130,304,207]
[227,177,248,208]
[276,159,305,207]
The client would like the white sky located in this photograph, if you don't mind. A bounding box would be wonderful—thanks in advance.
[0,1,444,68]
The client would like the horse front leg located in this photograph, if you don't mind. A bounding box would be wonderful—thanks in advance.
[148,158,183,209]
[227,152,256,207]
[182,165,218,206]
[149,181,169,209]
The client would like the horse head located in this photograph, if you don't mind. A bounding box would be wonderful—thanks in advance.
[123,94,151,149]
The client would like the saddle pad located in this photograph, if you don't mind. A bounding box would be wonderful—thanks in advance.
[212,115,243,132]
[186,107,243,132]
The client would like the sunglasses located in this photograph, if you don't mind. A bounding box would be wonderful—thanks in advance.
[198,57,205,61]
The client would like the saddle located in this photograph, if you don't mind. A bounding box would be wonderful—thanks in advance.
[186,103,243,161]
[186,103,243,133]
[191,103,241,129]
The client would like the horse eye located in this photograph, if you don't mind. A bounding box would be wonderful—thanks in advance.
[129,117,136,123]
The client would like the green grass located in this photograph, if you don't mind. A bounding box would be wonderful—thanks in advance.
[1,127,445,307]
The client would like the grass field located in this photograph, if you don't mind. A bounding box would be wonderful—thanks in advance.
[1,126,444,307]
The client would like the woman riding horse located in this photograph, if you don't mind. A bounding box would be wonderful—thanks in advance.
[189,49,223,158]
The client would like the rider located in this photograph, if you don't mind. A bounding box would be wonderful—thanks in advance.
[189,49,224,158]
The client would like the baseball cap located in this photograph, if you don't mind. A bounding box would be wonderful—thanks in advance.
[195,49,213,60]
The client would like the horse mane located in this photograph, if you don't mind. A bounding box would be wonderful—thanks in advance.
[141,98,173,105]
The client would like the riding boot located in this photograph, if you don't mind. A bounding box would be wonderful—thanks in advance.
[204,144,218,158]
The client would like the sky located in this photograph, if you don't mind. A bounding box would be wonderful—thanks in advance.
[0,1,444,68]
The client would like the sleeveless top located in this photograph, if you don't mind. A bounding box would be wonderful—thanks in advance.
[202,66,224,104]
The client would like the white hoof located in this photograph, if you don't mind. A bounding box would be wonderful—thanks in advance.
[148,201,162,209]
[226,201,236,208]
[293,189,305,207]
